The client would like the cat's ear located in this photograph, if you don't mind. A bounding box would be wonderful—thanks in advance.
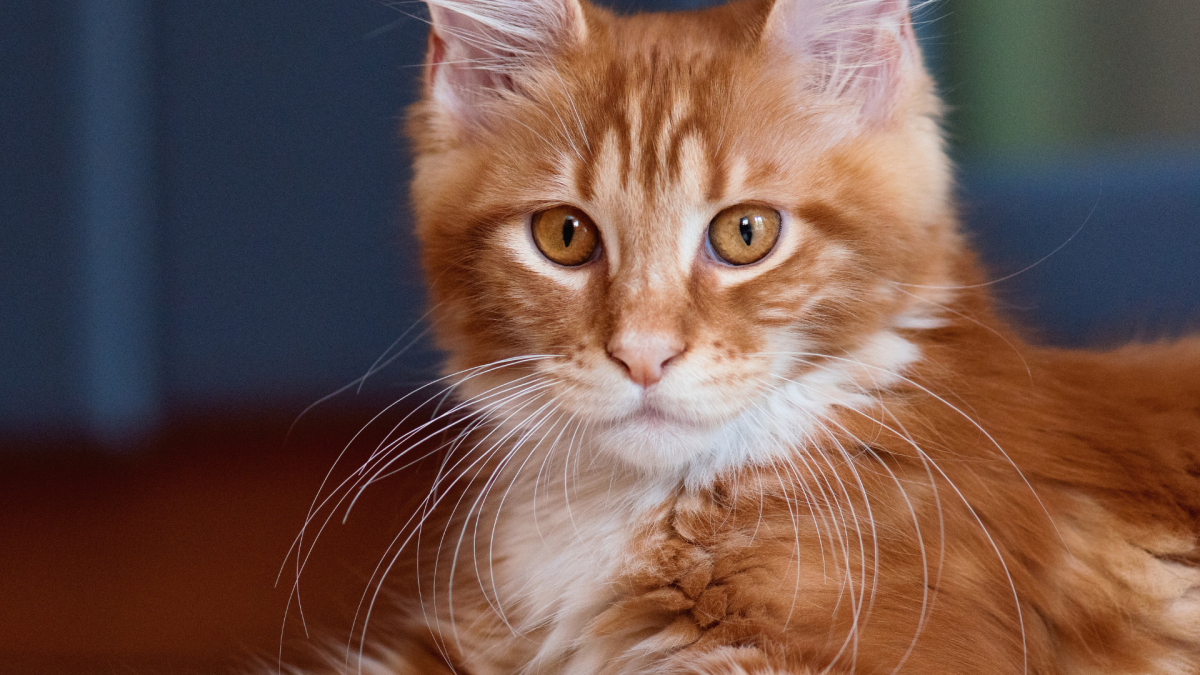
[422,0,587,126]
[761,0,920,126]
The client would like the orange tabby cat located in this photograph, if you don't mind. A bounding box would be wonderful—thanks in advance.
[304,0,1200,672]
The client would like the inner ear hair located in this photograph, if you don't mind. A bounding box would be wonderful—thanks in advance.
[760,0,922,125]
[422,0,588,124]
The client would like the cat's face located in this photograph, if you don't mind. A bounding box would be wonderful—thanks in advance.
[409,0,958,475]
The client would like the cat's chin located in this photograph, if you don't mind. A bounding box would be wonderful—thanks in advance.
[590,408,724,472]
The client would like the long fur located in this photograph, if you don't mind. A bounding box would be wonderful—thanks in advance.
[283,0,1200,672]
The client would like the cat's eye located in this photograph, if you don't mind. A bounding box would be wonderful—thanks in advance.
[708,204,782,266]
[532,205,600,267]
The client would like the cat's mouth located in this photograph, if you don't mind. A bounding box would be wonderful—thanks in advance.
[617,403,696,430]
[588,399,732,470]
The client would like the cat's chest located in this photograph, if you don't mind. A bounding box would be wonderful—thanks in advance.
[485,470,1200,675]
[489,478,818,672]
[488,474,683,631]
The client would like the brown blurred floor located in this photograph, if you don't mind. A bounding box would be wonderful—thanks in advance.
[0,404,436,675]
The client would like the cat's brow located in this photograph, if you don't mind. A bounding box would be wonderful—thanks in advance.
[574,55,729,202]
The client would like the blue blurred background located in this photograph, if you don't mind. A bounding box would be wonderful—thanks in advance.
[3,0,1199,448]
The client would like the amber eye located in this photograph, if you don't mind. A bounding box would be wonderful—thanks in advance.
[707,204,782,266]
[531,205,600,266]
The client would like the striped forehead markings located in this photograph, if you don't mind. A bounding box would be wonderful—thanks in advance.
[573,57,729,202]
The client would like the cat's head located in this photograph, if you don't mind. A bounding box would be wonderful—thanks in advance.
[407,0,961,477]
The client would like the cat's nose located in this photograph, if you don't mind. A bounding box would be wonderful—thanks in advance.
[608,333,684,388]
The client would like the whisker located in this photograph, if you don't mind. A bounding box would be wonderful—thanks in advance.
[758,349,1060,543]
[887,283,1033,382]
[889,191,1100,291]
[765,367,1028,675]
[290,371,555,601]
[278,355,556,656]
[462,396,565,630]
[356,376,558,665]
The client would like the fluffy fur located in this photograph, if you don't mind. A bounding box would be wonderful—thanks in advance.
[293,0,1200,672]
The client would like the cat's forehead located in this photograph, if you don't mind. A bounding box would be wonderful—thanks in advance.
[542,59,818,222]
[554,54,776,188]
[573,59,728,199]
[498,48,827,277]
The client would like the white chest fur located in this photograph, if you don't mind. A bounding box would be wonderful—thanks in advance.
[477,469,677,673]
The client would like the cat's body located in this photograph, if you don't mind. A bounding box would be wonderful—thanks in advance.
[308,0,1200,672]
[371,334,1200,675]
[357,319,1200,675]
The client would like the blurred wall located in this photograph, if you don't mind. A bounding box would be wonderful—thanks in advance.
[942,0,1200,349]
[2,0,1199,445]
[2,1,430,443]
[947,0,1200,151]
[2,3,79,435]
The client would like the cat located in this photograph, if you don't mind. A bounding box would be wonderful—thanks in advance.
[293,0,1200,672]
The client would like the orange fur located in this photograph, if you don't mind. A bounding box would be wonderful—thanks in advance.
[305,0,1200,672]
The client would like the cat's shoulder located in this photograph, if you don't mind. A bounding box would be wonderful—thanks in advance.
[1024,337,1200,528]
[1040,336,1200,414]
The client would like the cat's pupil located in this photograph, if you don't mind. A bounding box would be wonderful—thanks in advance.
[739,217,753,246]
[562,217,576,248]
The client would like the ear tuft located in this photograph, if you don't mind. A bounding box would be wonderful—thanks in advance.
[762,0,920,125]
[423,0,587,126]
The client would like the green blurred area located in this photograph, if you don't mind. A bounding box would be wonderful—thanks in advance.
[942,0,1200,154]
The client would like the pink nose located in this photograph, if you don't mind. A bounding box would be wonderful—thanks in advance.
[608,333,684,388]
